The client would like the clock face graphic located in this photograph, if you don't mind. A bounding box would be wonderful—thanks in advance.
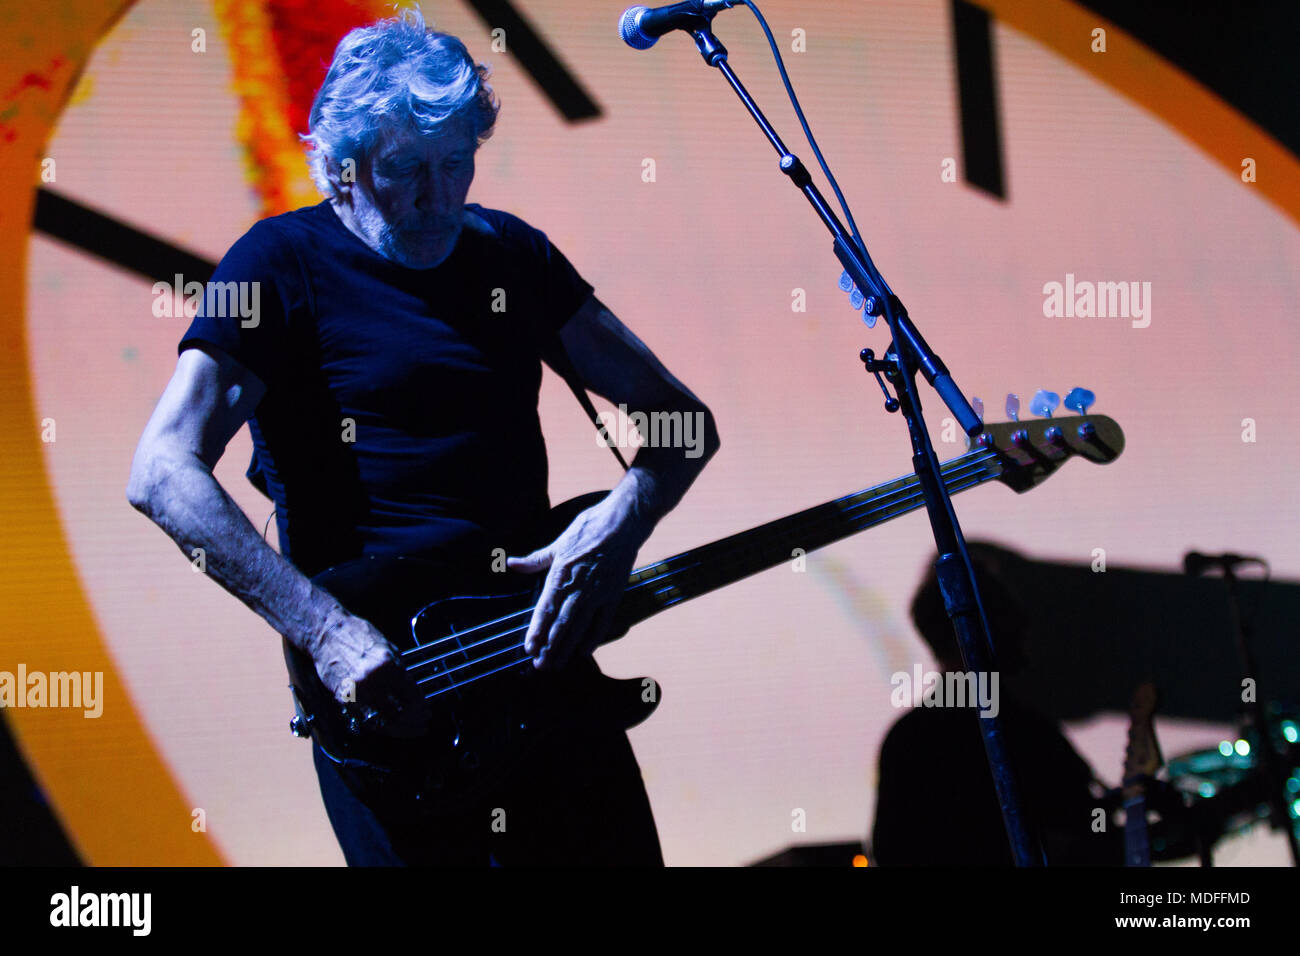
[5,0,1298,865]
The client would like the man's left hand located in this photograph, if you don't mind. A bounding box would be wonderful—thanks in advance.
[506,494,649,670]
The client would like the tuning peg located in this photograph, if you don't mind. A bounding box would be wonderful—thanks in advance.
[838,270,854,293]
[1005,393,1020,422]
[1030,389,1061,418]
[849,287,864,310]
[965,397,985,449]
[1064,387,1095,415]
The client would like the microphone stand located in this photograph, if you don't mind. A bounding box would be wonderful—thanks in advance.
[687,24,1043,865]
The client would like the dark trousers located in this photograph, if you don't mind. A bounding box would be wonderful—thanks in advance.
[312,725,664,866]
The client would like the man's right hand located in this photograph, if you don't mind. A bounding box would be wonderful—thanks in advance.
[128,347,434,740]
[310,611,432,738]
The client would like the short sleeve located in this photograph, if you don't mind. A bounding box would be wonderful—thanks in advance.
[540,235,594,331]
[178,219,302,390]
[494,211,594,332]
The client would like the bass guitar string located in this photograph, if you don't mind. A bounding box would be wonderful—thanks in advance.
[412,453,1003,701]
[399,450,1001,679]
[399,453,1000,681]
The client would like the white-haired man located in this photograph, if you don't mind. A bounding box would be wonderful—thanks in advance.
[128,9,718,865]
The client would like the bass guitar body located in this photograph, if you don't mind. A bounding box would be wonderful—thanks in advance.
[282,492,660,810]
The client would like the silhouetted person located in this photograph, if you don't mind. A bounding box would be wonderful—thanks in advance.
[871,548,1121,865]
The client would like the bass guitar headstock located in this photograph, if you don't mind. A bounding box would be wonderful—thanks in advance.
[968,387,1125,492]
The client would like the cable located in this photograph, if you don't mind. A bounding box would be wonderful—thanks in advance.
[738,1,871,265]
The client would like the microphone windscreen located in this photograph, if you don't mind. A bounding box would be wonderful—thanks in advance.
[619,7,657,50]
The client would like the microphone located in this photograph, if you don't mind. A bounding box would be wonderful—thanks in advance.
[1183,551,1263,576]
[619,1,738,50]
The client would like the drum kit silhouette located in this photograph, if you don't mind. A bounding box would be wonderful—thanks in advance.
[1123,702,1300,866]
[1117,553,1299,867]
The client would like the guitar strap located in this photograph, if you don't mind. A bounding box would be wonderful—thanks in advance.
[537,319,631,474]
[471,205,629,473]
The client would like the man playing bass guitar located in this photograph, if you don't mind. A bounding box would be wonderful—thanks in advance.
[127,8,719,866]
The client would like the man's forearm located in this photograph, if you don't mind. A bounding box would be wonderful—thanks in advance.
[613,405,720,541]
[129,455,343,654]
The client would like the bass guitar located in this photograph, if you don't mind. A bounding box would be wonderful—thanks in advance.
[285,397,1124,808]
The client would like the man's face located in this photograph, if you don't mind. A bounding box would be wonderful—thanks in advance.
[346,115,477,269]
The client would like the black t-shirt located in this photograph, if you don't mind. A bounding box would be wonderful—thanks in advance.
[179,200,594,577]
